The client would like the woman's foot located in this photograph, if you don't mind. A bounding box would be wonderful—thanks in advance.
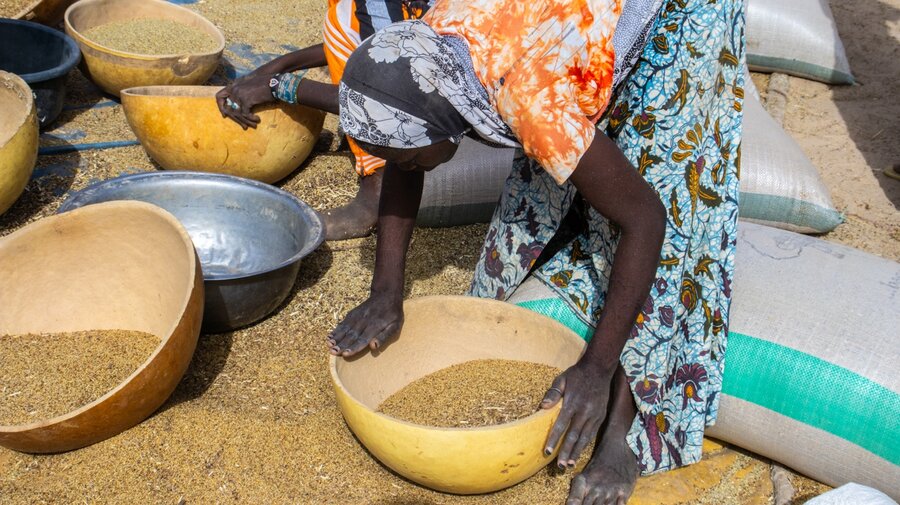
[566,368,640,505]
[322,171,382,240]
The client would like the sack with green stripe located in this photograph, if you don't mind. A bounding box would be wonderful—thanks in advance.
[746,0,854,84]
[740,92,843,234]
[509,222,899,498]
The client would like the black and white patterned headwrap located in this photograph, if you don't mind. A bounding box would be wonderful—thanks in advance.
[339,20,518,149]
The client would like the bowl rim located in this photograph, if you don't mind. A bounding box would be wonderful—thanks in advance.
[0,71,35,149]
[329,295,584,433]
[0,18,81,82]
[56,171,326,281]
[0,200,199,433]
[64,0,225,60]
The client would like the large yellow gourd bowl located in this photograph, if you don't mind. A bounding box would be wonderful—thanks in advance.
[121,86,325,184]
[0,71,38,216]
[0,201,204,453]
[330,296,586,494]
[64,0,224,96]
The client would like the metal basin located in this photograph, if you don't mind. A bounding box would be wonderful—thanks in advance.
[0,19,81,128]
[58,171,325,333]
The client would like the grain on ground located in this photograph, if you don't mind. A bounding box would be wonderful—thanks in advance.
[0,0,33,17]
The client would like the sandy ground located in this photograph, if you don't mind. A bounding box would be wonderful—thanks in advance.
[0,0,896,503]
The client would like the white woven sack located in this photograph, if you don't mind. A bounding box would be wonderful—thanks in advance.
[509,222,900,499]
[740,94,843,234]
[804,483,898,505]
[709,222,900,499]
[746,0,854,84]
[417,137,515,227]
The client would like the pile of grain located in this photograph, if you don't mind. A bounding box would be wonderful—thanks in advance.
[0,330,160,425]
[378,359,561,428]
[0,0,33,17]
[83,19,218,55]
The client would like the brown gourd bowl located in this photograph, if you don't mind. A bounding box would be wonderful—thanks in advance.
[0,71,38,216]
[64,0,224,96]
[329,296,586,494]
[0,201,204,453]
[121,86,325,184]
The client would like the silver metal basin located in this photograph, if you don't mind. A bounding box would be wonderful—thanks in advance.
[58,171,325,333]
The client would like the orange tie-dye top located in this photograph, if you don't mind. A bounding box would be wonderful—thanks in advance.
[425,0,622,183]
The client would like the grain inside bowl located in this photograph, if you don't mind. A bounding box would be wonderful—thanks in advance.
[83,18,218,55]
[377,359,561,428]
[0,329,160,426]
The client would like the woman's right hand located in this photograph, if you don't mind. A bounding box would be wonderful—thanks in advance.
[215,73,276,130]
[328,294,404,357]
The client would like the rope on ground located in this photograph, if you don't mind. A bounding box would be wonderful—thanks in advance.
[771,463,796,505]
[764,72,791,126]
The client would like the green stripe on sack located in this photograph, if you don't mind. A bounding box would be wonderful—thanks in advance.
[739,192,844,233]
[747,55,855,85]
[722,332,900,465]
[515,299,900,464]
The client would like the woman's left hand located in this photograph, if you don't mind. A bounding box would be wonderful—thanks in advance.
[541,360,614,469]
[215,73,276,130]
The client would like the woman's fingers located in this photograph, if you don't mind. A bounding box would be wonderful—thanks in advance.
[545,400,574,458]
[214,90,230,118]
[541,373,566,409]
[568,418,602,467]
[367,320,401,351]
[557,412,589,467]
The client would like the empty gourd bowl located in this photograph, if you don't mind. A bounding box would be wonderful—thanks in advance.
[0,19,81,128]
[9,0,79,27]
[0,71,38,216]
[0,201,203,453]
[64,0,224,96]
[330,296,586,494]
[57,171,326,333]
[121,86,325,184]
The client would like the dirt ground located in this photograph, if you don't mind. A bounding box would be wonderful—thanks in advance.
[0,0,896,503]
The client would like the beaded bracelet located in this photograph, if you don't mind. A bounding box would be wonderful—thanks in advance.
[270,70,308,104]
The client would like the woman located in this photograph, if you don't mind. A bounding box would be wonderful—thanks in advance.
[216,0,430,240]
[329,0,744,503]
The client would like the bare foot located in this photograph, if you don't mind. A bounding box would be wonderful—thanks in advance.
[566,367,640,505]
[322,171,382,241]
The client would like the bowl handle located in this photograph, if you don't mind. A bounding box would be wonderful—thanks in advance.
[173,55,198,78]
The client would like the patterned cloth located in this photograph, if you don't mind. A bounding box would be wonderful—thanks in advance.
[468,0,745,475]
[339,21,519,149]
[323,0,432,175]
[425,0,621,184]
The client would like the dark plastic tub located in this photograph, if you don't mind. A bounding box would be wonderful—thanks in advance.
[0,19,80,128]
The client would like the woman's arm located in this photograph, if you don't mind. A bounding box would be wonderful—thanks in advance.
[542,131,667,465]
[216,44,334,128]
[328,162,425,356]
[246,43,327,77]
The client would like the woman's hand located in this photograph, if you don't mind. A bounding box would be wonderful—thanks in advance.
[541,360,615,469]
[328,294,404,357]
[215,73,275,130]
